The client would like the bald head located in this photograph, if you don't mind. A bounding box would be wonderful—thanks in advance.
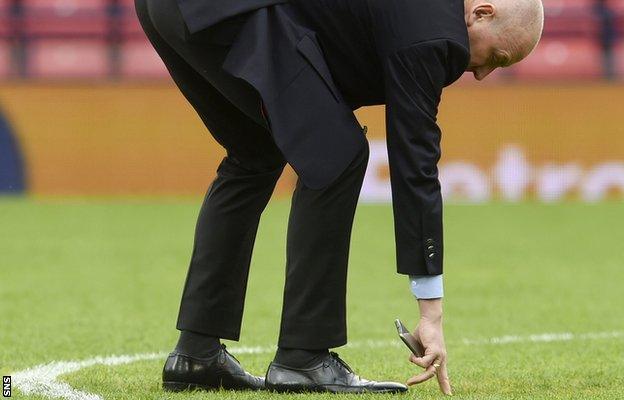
[464,0,544,80]
[492,0,544,60]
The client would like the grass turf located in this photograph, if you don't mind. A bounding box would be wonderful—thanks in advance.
[1,198,623,399]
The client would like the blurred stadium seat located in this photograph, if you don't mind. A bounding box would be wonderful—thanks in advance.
[609,0,624,35]
[543,0,595,14]
[22,0,109,37]
[510,38,603,79]
[120,38,168,78]
[27,39,109,78]
[119,0,144,38]
[0,0,11,38]
[606,0,624,12]
[543,0,599,36]
[0,0,620,81]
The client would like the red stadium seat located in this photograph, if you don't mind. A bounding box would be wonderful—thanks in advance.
[0,0,10,38]
[22,0,108,13]
[607,0,624,36]
[118,0,136,15]
[26,39,109,78]
[606,0,624,13]
[118,0,137,8]
[120,13,144,38]
[510,38,603,79]
[543,16,599,37]
[118,0,144,38]
[0,21,9,39]
[543,0,595,16]
[119,39,168,78]
[22,0,109,37]
[0,40,11,78]
[542,0,599,36]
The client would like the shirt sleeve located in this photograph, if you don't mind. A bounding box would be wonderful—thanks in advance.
[409,275,444,299]
[384,39,468,277]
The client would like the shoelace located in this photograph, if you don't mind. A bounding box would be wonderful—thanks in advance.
[328,352,354,373]
[220,343,242,365]
[218,344,259,381]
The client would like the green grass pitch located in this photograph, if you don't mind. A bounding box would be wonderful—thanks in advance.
[1,198,623,399]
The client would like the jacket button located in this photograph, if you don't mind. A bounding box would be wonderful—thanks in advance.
[427,245,434,251]
[428,253,435,259]
[426,238,435,245]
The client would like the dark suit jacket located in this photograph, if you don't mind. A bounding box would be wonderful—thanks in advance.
[175,0,470,276]
[176,0,287,34]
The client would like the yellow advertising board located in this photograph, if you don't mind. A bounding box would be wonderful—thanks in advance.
[1,83,623,201]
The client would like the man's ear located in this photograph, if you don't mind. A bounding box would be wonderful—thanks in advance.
[473,3,496,21]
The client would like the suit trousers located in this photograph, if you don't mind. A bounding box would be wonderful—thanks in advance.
[136,0,369,349]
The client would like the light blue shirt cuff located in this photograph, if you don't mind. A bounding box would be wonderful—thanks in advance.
[409,275,444,299]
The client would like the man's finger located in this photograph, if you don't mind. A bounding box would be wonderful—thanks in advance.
[406,365,436,386]
[436,362,452,395]
[416,341,426,357]
[411,330,426,358]
[409,353,437,368]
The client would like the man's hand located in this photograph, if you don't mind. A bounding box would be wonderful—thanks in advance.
[407,298,452,395]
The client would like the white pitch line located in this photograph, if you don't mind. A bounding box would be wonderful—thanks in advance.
[11,331,623,400]
[11,352,167,400]
[11,346,273,400]
[461,330,624,345]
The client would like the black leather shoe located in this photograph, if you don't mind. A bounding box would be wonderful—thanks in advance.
[162,344,264,391]
[265,351,407,394]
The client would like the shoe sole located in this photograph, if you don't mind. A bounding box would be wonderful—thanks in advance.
[163,381,221,392]
[163,381,264,392]
[266,382,407,394]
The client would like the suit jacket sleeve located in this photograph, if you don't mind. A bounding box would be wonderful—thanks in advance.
[384,39,469,276]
